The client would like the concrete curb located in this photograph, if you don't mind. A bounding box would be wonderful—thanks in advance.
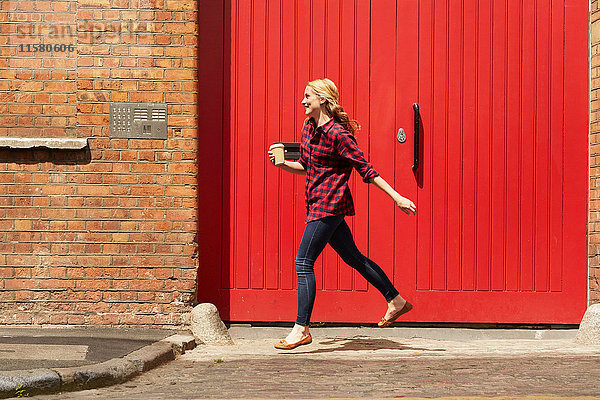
[0,369,61,397]
[0,333,196,398]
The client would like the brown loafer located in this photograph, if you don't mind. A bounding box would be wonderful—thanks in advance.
[274,334,313,350]
[378,301,413,327]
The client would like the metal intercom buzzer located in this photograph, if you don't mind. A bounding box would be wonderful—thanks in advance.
[110,103,167,139]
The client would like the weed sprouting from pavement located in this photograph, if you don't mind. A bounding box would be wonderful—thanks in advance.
[15,384,30,398]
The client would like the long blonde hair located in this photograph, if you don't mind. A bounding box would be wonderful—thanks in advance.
[307,78,360,134]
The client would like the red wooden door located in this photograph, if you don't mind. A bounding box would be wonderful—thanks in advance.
[198,0,589,324]
[371,0,589,324]
[198,0,374,322]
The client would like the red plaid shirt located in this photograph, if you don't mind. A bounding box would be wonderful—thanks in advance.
[298,118,379,223]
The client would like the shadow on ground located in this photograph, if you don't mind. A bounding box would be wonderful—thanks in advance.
[288,336,446,354]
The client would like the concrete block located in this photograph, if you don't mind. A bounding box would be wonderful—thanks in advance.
[0,369,60,398]
[190,303,234,345]
[576,304,600,345]
[124,341,175,372]
[54,358,138,392]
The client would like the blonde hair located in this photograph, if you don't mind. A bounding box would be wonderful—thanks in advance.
[307,78,360,134]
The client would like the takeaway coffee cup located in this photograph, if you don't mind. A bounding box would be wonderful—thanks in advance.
[270,143,285,165]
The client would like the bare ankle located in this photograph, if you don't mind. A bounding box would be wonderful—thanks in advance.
[389,295,406,308]
[293,324,309,335]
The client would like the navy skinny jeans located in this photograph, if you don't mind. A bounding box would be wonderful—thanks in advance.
[295,215,399,326]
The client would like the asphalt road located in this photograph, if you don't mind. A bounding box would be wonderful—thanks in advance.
[0,327,175,371]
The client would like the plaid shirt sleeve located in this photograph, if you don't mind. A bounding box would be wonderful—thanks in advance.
[297,120,310,170]
[335,130,379,183]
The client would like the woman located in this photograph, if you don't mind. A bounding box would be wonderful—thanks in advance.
[268,78,417,350]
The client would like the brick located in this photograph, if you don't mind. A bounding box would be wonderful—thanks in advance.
[75,279,111,290]
[4,279,34,290]
[166,92,196,103]
[165,21,196,33]
[14,219,31,230]
[79,0,111,7]
[166,0,195,9]
[132,69,164,79]
[48,267,67,278]
[130,91,164,102]
[42,104,77,115]
[44,12,76,23]
[66,314,85,324]
[9,104,42,114]
[165,185,196,197]
[165,68,195,80]
[129,279,164,290]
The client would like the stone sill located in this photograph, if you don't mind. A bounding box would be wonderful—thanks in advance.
[0,138,89,150]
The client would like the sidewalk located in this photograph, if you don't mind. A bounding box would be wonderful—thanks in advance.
[0,327,195,398]
[34,325,600,399]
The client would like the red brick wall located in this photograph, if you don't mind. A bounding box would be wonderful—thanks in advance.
[591,0,600,305]
[0,0,198,326]
[1,0,77,137]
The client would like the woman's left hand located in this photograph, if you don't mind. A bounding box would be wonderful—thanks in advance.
[267,150,276,165]
[394,195,417,215]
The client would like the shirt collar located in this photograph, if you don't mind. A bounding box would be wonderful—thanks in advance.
[309,117,335,134]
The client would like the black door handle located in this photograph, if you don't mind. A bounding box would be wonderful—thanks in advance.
[412,103,419,171]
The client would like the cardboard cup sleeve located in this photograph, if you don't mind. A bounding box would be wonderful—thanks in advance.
[269,143,285,165]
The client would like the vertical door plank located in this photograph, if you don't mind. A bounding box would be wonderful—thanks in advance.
[250,0,267,289]
[431,0,449,291]
[265,0,282,290]
[293,0,313,291]
[562,0,589,303]
[460,0,477,291]
[549,0,565,292]
[505,0,522,291]
[394,0,419,295]
[278,0,298,291]
[323,0,342,292]
[475,0,492,291]
[310,0,326,79]
[370,0,398,293]
[446,0,463,291]
[490,0,508,291]
[233,0,252,289]
[354,0,370,292]
[534,0,551,292]
[520,0,535,291]
[310,0,326,291]
[416,0,434,291]
[325,0,342,87]
[339,0,356,292]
